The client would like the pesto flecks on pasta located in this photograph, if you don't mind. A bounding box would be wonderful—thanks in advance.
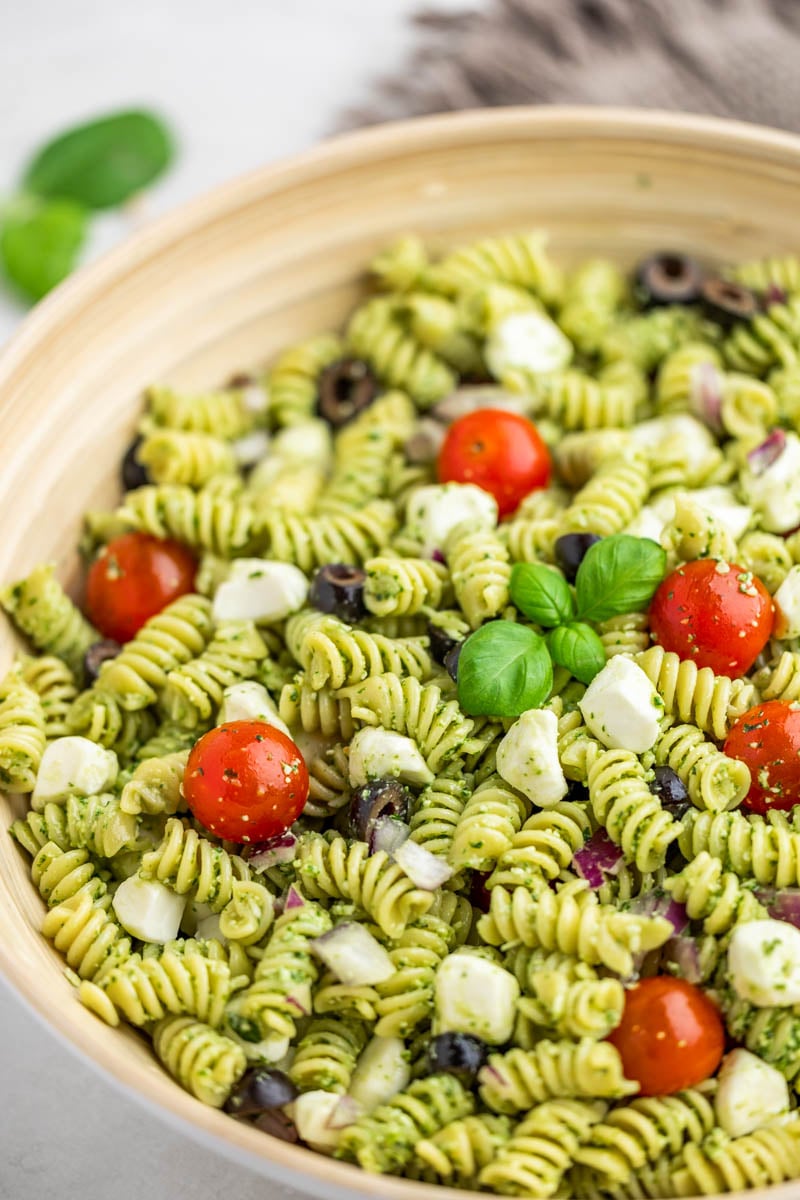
[8,233,800,1199]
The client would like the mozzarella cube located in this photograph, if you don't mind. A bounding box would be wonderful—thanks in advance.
[349,1036,410,1112]
[227,1027,291,1064]
[406,483,498,557]
[773,566,800,638]
[741,432,800,533]
[632,414,715,461]
[217,681,291,736]
[290,1091,345,1152]
[232,429,270,467]
[624,505,669,543]
[496,708,568,808]
[716,1049,790,1138]
[272,420,332,465]
[32,737,118,806]
[195,913,226,944]
[578,655,663,754]
[348,727,434,789]
[434,951,520,1045]
[112,876,186,944]
[729,919,800,1006]
[212,559,307,623]
[240,383,269,415]
[690,486,753,542]
[486,312,573,380]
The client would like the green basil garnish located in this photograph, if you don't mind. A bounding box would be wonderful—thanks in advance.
[457,621,553,717]
[575,534,666,623]
[0,198,87,301]
[547,621,606,685]
[510,562,575,628]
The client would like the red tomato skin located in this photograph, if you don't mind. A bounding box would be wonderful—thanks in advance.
[437,409,551,518]
[608,977,724,1096]
[86,532,196,642]
[725,700,800,814]
[648,560,773,678]
[184,721,309,844]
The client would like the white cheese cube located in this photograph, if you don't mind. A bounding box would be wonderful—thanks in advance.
[112,876,186,944]
[689,486,753,542]
[631,415,715,464]
[240,383,269,415]
[217,681,291,736]
[496,708,568,808]
[272,420,332,465]
[486,312,573,379]
[32,737,118,806]
[406,483,498,557]
[232,429,270,467]
[578,655,663,754]
[348,727,434,789]
[195,913,226,944]
[624,505,669,543]
[212,559,307,624]
[729,919,800,1006]
[290,1091,344,1153]
[716,1049,790,1138]
[773,566,800,638]
[434,950,520,1045]
[227,1028,291,1064]
[349,1036,410,1112]
[741,432,800,534]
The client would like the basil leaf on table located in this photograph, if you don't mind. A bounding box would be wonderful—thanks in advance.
[457,621,553,717]
[575,534,666,623]
[0,198,87,300]
[24,110,175,209]
[547,622,606,685]
[510,562,575,627]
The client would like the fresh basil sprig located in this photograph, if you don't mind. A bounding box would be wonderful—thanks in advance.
[0,198,87,301]
[457,621,553,717]
[547,622,606,685]
[510,562,575,627]
[575,534,666,622]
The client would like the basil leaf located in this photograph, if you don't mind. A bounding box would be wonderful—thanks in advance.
[575,534,667,623]
[547,622,606,685]
[0,198,87,301]
[457,621,553,717]
[510,562,575,627]
[24,110,175,210]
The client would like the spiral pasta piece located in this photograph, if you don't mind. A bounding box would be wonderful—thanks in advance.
[446,523,511,628]
[218,879,274,946]
[98,949,235,1028]
[506,947,624,1041]
[661,495,738,564]
[720,373,779,440]
[153,1015,246,1107]
[721,993,800,1085]
[655,341,723,415]
[337,1074,475,1174]
[268,333,343,427]
[65,689,155,759]
[479,1041,636,1114]
[279,675,354,740]
[556,707,602,784]
[665,850,766,935]
[117,484,257,557]
[673,1120,800,1196]
[253,500,397,571]
[480,1099,607,1197]
[303,742,351,818]
[160,620,267,727]
[315,428,394,516]
[98,594,214,710]
[554,429,633,490]
[374,911,456,1037]
[408,770,473,860]
[313,970,379,1022]
[294,833,433,939]
[17,654,78,740]
[449,774,531,873]
[137,430,237,487]
[426,231,563,306]
[478,881,672,977]
[597,612,650,660]
[288,1017,369,1094]
[0,675,46,792]
[530,370,637,431]
[146,383,262,438]
[120,749,189,816]
[1,564,98,676]
[650,721,751,813]
[346,297,456,408]
[559,258,628,354]
[61,792,140,858]
[502,515,562,565]
[487,802,592,892]
[601,306,707,374]
[41,888,131,980]
[31,841,105,906]
[754,650,800,702]
[286,609,433,691]
[588,749,681,872]
[734,254,800,296]
[724,297,800,374]
[140,817,249,910]
[678,808,800,887]
[559,451,649,538]
[408,1114,510,1185]
[635,646,758,741]
[572,1089,717,1188]
[364,555,451,617]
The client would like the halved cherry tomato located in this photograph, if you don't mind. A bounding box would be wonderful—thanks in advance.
[608,977,724,1096]
[648,559,773,677]
[725,700,800,814]
[86,532,196,642]
[437,409,551,518]
[184,721,309,843]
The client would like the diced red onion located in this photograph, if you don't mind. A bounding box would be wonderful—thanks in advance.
[746,428,787,477]
[573,830,623,889]
[404,419,446,465]
[246,833,298,871]
[392,838,453,890]
[285,885,305,910]
[326,1095,361,1130]
[286,993,310,1016]
[688,361,724,434]
[765,284,788,307]
[479,1063,506,1087]
[431,549,446,565]
[755,887,800,929]
[626,892,689,935]
[371,816,410,856]
[311,922,396,985]
[664,934,703,985]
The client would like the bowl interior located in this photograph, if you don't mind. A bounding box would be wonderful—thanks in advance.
[1,107,800,1200]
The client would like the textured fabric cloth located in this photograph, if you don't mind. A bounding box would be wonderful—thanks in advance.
[346,0,800,132]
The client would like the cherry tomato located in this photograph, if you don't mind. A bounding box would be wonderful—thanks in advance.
[184,721,309,843]
[86,532,196,643]
[437,409,551,518]
[648,559,773,677]
[608,977,724,1096]
[725,700,800,814]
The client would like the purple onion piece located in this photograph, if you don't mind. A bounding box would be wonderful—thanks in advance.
[664,934,703,985]
[755,887,800,928]
[688,361,724,434]
[746,428,787,477]
[431,548,446,565]
[326,1095,361,1130]
[370,815,410,856]
[392,838,453,890]
[626,891,689,935]
[764,284,788,307]
[285,885,305,910]
[246,832,298,871]
[573,830,624,889]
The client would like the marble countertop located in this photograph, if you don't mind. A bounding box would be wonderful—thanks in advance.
[0,2,470,1196]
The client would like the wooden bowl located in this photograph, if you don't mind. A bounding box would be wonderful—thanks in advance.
[1,106,799,1200]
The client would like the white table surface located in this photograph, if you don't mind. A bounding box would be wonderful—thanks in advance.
[0,3,471,1197]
